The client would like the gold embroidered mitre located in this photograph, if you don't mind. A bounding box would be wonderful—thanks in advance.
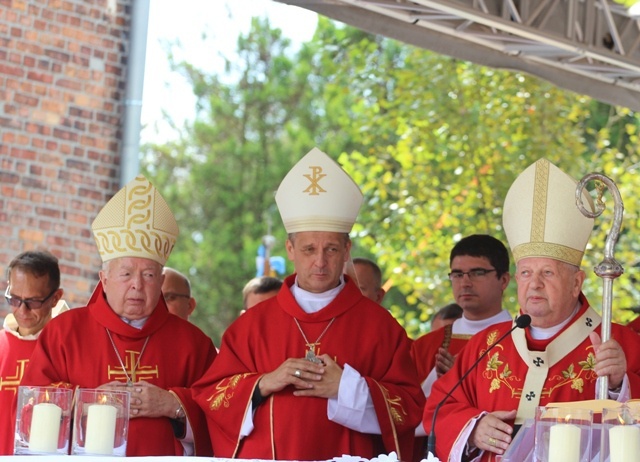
[503,159,594,266]
[275,147,364,233]
[91,175,179,265]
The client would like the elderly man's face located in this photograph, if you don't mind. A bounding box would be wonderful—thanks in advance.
[515,257,585,328]
[286,231,350,294]
[100,257,164,320]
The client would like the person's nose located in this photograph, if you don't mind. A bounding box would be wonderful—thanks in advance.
[529,272,543,289]
[130,273,144,289]
[460,273,473,286]
[314,252,328,267]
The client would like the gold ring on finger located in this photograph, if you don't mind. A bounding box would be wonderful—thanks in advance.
[488,437,497,447]
[294,369,302,378]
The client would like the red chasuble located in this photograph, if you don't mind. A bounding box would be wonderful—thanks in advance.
[194,275,425,461]
[411,327,472,385]
[626,316,640,335]
[423,294,640,461]
[20,283,217,456]
[0,331,37,455]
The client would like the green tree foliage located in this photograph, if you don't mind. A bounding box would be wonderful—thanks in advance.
[141,18,321,343]
[142,15,640,342]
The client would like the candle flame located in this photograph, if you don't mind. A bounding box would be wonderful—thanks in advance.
[99,394,108,404]
[44,389,50,402]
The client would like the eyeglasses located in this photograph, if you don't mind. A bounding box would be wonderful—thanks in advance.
[4,286,58,310]
[448,269,497,281]
[163,292,191,303]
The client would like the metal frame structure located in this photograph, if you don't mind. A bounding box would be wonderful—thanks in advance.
[277,0,640,110]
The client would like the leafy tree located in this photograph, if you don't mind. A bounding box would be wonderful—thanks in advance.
[302,20,640,337]
[141,18,321,343]
[142,15,640,343]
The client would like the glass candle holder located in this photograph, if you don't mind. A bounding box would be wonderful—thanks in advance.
[534,406,593,462]
[72,388,130,456]
[601,404,640,462]
[14,386,73,455]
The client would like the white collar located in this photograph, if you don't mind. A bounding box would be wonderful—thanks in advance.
[528,301,582,340]
[290,276,345,313]
[452,309,513,335]
[120,316,148,329]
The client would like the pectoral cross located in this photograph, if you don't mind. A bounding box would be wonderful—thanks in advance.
[305,343,324,364]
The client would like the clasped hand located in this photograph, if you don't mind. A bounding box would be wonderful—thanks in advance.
[98,380,180,419]
[258,354,343,399]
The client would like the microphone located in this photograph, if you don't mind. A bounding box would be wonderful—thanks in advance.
[425,314,531,458]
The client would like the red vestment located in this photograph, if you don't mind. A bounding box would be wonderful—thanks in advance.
[423,295,640,461]
[626,316,640,334]
[194,275,425,461]
[21,283,217,456]
[411,327,472,384]
[0,331,36,455]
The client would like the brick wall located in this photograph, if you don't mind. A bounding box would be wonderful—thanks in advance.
[0,0,132,317]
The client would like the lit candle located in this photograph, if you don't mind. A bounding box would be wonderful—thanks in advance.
[29,402,62,453]
[609,425,640,462]
[84,403,117,455]
[548,423,580,462]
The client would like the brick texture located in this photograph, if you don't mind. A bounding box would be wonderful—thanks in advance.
[0,0,131,317]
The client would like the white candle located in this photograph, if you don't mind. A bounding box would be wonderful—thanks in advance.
[548,423,581,462]
[29,402,62,453]
[84,404,117,455]
[609,425,640,462]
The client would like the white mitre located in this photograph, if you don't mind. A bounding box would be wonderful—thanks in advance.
[503,158,595,266]
[275,147,364,233]
[91,175,179,265]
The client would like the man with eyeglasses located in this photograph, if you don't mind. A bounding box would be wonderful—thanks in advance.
[411,234,513,402]
[423,159,640,461]
[0,250,68,454]
[162,267,196,321]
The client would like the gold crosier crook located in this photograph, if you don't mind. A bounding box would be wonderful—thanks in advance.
[575,173,624,400]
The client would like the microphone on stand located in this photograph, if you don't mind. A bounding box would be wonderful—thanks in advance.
[425,314,532,459]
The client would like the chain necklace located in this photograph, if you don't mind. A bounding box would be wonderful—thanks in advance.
[293,317,336,364]
[106,328,151,387]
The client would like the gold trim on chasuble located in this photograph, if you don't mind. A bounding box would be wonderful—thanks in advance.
[0,359,29,394]
[207,372,258,458]
[207,372,254,411]
[373,382,407,460]
[107,349,159,383]
[481,307,600,424]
